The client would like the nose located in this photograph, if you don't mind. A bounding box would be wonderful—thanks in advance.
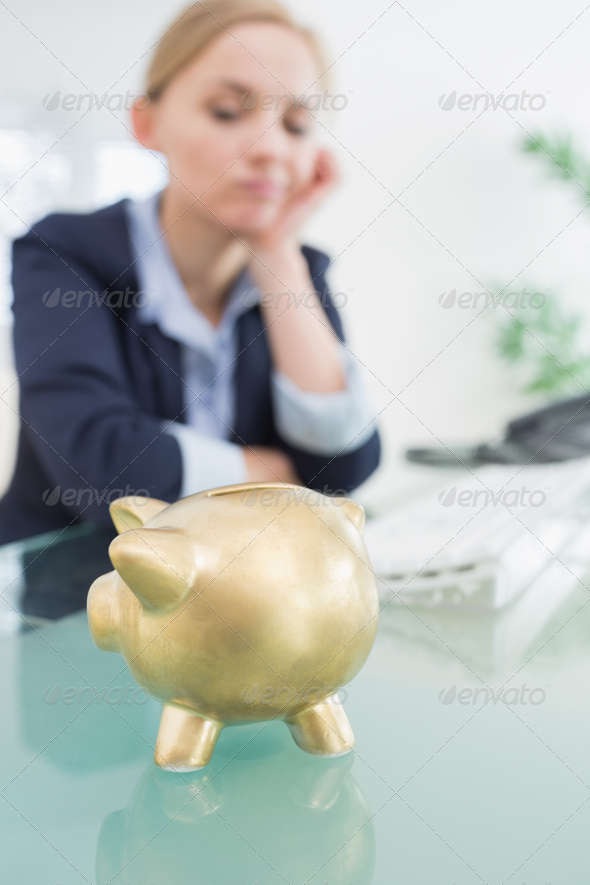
[247,111,291,165]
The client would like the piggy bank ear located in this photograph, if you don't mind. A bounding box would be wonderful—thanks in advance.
[340,499,366,534]
[110,496,170,533]
[109,529,195,613]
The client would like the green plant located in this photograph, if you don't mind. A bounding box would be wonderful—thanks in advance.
[494,296,590,396]
[522,132,590,198]
[493,132,590,398]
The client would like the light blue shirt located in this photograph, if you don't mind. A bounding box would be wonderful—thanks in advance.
[124,192,377,496]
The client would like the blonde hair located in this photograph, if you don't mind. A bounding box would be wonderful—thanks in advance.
[146,0,330,101]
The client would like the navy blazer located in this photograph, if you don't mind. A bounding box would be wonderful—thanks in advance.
[0,200,380,543]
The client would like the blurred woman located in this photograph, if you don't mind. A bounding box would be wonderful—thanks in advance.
[0,0,380,543]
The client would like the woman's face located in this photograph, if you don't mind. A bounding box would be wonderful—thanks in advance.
[134,22,325,234]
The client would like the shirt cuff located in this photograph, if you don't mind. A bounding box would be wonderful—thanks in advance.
[162,420,248,498]
[270,344,378,456]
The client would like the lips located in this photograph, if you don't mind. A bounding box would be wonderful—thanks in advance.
[239,179,285,198]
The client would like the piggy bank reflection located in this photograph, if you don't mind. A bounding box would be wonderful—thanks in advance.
[87,483,378,771]
[96,731,376,885]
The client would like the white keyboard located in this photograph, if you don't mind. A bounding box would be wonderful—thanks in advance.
[364,459,590,610]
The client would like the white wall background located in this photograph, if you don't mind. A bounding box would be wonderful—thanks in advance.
[1,0,589,507]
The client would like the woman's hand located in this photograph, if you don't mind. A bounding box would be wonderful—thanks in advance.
[243,446,300,484]
[241,146,346,396]
[245,148,341,260]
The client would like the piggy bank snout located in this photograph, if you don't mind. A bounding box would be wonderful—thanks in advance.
[87,571,121,653]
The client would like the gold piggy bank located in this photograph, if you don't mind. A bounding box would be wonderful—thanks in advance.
[87,483,378,772]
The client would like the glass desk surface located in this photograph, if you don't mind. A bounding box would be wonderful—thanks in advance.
[2,524,590,885]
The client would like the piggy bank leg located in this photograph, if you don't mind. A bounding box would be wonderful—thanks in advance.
[286,699,355,757]
[154,705,224,772]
